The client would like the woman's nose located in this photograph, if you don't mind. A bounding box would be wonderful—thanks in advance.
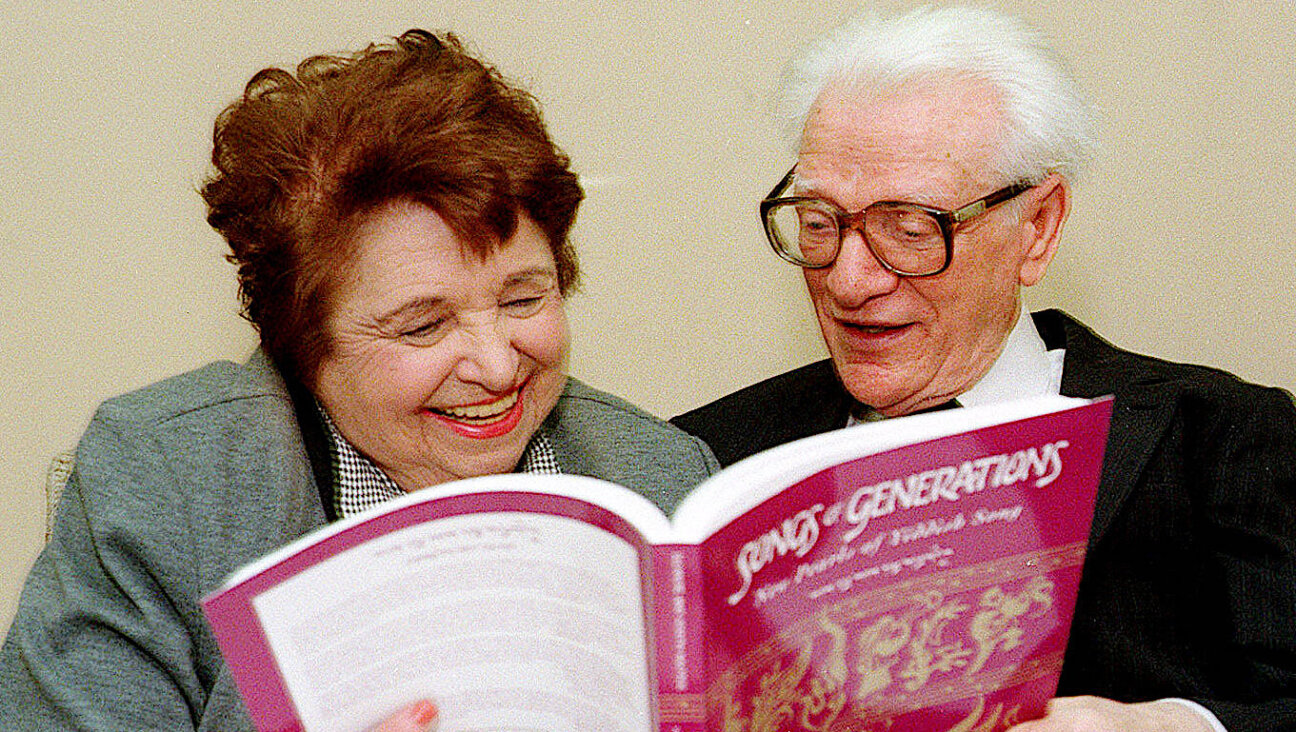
[453,318,520,391]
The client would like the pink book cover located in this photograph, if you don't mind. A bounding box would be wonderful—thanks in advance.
[652,545,708,732]
[683,398,1112,732]
[203,397,1110,732]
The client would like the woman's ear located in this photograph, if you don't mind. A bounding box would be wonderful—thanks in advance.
[1017,173,1071,287]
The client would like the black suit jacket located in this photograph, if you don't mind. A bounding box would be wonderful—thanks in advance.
[673,309,1296,731]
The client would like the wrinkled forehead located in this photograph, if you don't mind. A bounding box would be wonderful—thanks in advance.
[795,75,1006,203]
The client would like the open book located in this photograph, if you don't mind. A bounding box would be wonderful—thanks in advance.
[202,394,1112,732]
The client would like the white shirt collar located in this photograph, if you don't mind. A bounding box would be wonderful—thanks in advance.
[956,306,1065,408]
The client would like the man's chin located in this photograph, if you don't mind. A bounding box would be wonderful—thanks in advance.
[834,364,921,411]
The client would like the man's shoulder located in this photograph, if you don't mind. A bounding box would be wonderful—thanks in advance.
[671,359,850,467]
[1041,309,1296,451]
[674,359,841,424]
[1039,309,1291,405]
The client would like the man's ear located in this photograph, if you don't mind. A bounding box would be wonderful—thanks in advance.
[1017,173,1071,287]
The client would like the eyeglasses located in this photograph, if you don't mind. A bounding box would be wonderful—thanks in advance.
[760,166,1032,276]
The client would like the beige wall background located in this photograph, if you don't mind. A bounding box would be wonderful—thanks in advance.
[2,1,1293,635]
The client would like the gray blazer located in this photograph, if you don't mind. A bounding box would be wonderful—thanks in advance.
[0,352,717,730]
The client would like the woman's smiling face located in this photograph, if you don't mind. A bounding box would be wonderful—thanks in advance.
[312,200,569,491]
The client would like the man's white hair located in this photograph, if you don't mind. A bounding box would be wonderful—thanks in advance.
[779,4,1097,184]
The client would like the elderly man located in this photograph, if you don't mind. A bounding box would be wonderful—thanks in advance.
[673,6,1296,732]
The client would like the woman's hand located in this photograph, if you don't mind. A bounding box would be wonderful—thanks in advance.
[1008,696,1214,732]
[368,699,439,732]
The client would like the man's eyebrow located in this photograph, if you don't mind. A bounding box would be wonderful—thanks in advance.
[791,170,821,195]
[791,173,855,207]
[792,171,955,209]
[791,173,853,204]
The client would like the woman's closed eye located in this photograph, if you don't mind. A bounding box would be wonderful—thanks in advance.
[400,316,451,342]
[500,293,549,318]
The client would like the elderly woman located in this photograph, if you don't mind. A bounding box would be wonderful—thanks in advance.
[0,30,715,731]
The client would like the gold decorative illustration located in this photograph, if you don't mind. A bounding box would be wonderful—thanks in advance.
[966,576,1053,676]
[711,545,1083,732]
[898,590,973,690]
[945,696,1028,732]
[852,614,908,698]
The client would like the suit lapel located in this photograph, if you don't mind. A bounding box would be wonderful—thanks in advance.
[748,358,856,450]
[1036,310,1178,544]
[798,360,857,437]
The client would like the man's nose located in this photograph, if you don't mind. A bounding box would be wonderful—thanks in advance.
[453,318,520,391]
[821,227,902,306]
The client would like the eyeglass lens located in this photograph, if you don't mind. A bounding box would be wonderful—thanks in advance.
[766,200,947,274]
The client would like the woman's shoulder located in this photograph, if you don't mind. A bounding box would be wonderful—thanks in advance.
[94,350,291,430]
[77,351,311,504]
[69,350,321,559]
[553,378,684,434]
[545,379,720,506]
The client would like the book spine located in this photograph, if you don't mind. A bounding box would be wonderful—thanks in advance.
[651,544,706,732]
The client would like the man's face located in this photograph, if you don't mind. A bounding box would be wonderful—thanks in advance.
[797,77,1050,416]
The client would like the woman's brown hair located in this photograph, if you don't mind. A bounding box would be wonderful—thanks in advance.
[201,30,582,384]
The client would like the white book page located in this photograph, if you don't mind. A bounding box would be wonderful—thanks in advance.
[670,394,1090,543]
[252,510,653,732]
[221,474,675,590]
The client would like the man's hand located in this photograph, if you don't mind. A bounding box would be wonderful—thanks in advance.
[368,699,439,732]
[1009,696,1215,731]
